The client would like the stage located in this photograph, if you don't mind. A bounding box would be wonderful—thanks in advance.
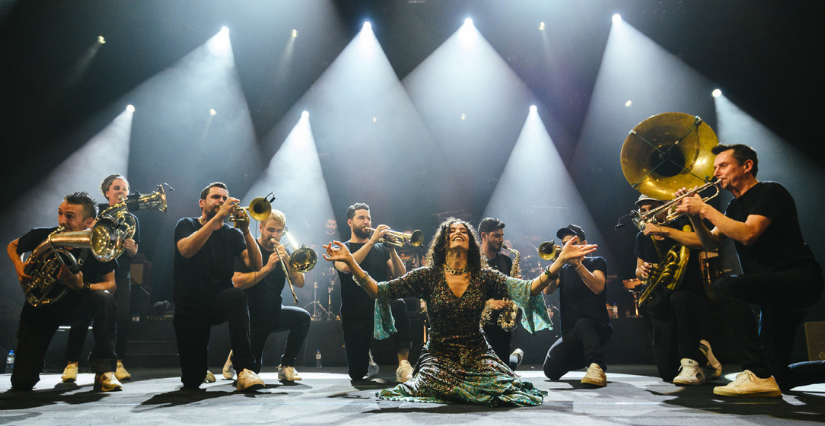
[2,366,824,425]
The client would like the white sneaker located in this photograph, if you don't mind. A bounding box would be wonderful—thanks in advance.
[581,363,606,387]
[367,351,379,378]
[222,350,235,379]
[278,365,302,382]
[713,370,781,397]
[94,372,123,392]
[236,368,265,391]
[396,360,413,383]
[673,358,705,385]
[510,348,524,367]
[61,363,78,382]
[204,370,216,383]
[699,339,722,379]
[115,361,131,381]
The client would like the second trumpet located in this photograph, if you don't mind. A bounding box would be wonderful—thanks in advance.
[369,227,424,247]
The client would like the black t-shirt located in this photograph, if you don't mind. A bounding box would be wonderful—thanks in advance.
[337,241,390,320]
[17,227,117,309]
[486,252,513,276]
[724,182,817,273]
[558,256,609,335]
[98,203,140,279]
[633,217,704,294]
[173,217,246,312]
[235,240,288,319]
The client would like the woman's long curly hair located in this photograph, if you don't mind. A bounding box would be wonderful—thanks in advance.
[425,217,483,276]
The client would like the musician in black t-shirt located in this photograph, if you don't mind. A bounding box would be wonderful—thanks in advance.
[6,192,120,391]
[334,203,413,382]
[173,182,264,391]
[633,195,721,385]
[225,209,311,382]
[542,224,611,387]
[675,144,825,397]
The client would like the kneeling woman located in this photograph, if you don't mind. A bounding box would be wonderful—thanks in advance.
[323,218,596,406]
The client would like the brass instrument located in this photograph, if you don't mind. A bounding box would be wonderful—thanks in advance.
[630,181,720,231]
[498,244,520,332]
[621,112,719,315]
[538,241,562,261]
[23,220,124,308]
[98,184,168,257]
[368,227,424,247]
[277,231,318,304]
[226,194,275,224]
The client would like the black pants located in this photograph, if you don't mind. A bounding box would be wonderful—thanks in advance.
[341,299,411,380]
[249,306,311,373]
[11,290,117,391]
[173,287,255,388]
[713,263,824,385]
[651,289,709,382]
[66,275,132,363]
[482,309,522,370]
[543,318,612,380]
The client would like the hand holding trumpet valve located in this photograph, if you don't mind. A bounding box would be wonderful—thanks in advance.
[369,225,391,245]
[675,186,709,218]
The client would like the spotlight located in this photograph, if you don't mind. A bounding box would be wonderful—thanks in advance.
[464,18,473,26]
[461,114,466,120]
[363,22,372,31]
[625,100,633,107]
[210,108,217,116]
[712,89,722,98]
[612,14,622,24]
[126,104,135,113]
[373,117,377,123]
[292,29,298,38]
[220,26,229,35]
[98,36,106,45]
[538,22,545,31]
[529,105,537,113]
[302,111,309,119]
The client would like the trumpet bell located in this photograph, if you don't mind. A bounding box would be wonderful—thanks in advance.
[621,112,718,201]
[538,241,560,261]
[409,230,424,247]
[247,197,272,222]
[290,246,318,273]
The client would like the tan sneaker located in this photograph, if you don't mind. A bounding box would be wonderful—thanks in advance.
[396,360,413,383]
[94,372,123,392]
[236,368,265,391]
[115,361,131,381]
[61,363,78,383]
[367,351,379,379]
[673,358,705,385]
[222,350,235,379]
[699,339,722,379]
[278,365,302,382]
[204,370,216,383]
[581,363,607,387]
[713,370,781,397]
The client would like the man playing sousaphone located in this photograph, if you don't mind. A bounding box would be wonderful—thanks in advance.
[6,192,121,391]
[633,194,721,385]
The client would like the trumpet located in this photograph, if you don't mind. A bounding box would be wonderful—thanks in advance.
[226,194,275,224]
[369,227,424,247]
[273,232,318,304]
[630,181,720,231]
[538,241,562,262]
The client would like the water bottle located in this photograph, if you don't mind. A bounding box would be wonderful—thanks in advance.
[5,350,14,374]
[315,348,322,368]
[612,303,618,318]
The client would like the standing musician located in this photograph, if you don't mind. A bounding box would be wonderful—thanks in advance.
[675,144,825,396]
[222,209,311,382]
[334,203,414,382]
[542,224,611,387]
[633,194,721,385]
[61,174,140,383]
[7,192,121,391]
[478,217,523,371]
[173,182,264,391]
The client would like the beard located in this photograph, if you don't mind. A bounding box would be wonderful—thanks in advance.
[353,226,371,239]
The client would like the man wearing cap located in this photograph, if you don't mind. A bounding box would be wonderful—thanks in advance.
[542,224,611,386]
[633,195,722,385]
[478,217,523,370]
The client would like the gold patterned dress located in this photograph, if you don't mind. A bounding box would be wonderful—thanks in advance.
[372,267,552,406]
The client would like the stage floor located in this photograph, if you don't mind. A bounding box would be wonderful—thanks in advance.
[1,365,824,425]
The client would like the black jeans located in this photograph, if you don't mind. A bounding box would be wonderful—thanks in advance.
[651,289,709,382]
[65,275,132,363]
[249,306,311,373]
[11,290,117,391]
[713,263,824,383]
[543,318,612,380]
[173,287,255,388]
[341,299,411,380]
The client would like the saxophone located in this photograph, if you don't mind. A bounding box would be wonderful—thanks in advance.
[638,224,692,315]
[497,244,520,332]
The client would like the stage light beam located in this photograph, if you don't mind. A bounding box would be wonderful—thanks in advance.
[126,104,135,112]
[613,14,622,24]
[712,89,722,97]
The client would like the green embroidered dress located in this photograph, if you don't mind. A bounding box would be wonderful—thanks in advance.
[373,267,552,406]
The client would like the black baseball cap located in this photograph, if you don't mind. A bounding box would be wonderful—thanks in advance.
[556,224,586,242]
[478,217,505,234]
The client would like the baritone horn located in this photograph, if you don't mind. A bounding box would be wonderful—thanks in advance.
[227,193,275,224]
[369,227,424,247]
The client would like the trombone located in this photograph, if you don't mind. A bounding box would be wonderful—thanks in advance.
[368,227,424,247]
[275,231,318,304]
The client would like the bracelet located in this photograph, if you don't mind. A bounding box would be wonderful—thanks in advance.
[543,268,558,281]
[574,262,584,271]
[242,230,250,236]
[353,271,372,288]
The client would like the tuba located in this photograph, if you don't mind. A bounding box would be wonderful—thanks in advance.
[620,112,718,315]
[23,220,124,308]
